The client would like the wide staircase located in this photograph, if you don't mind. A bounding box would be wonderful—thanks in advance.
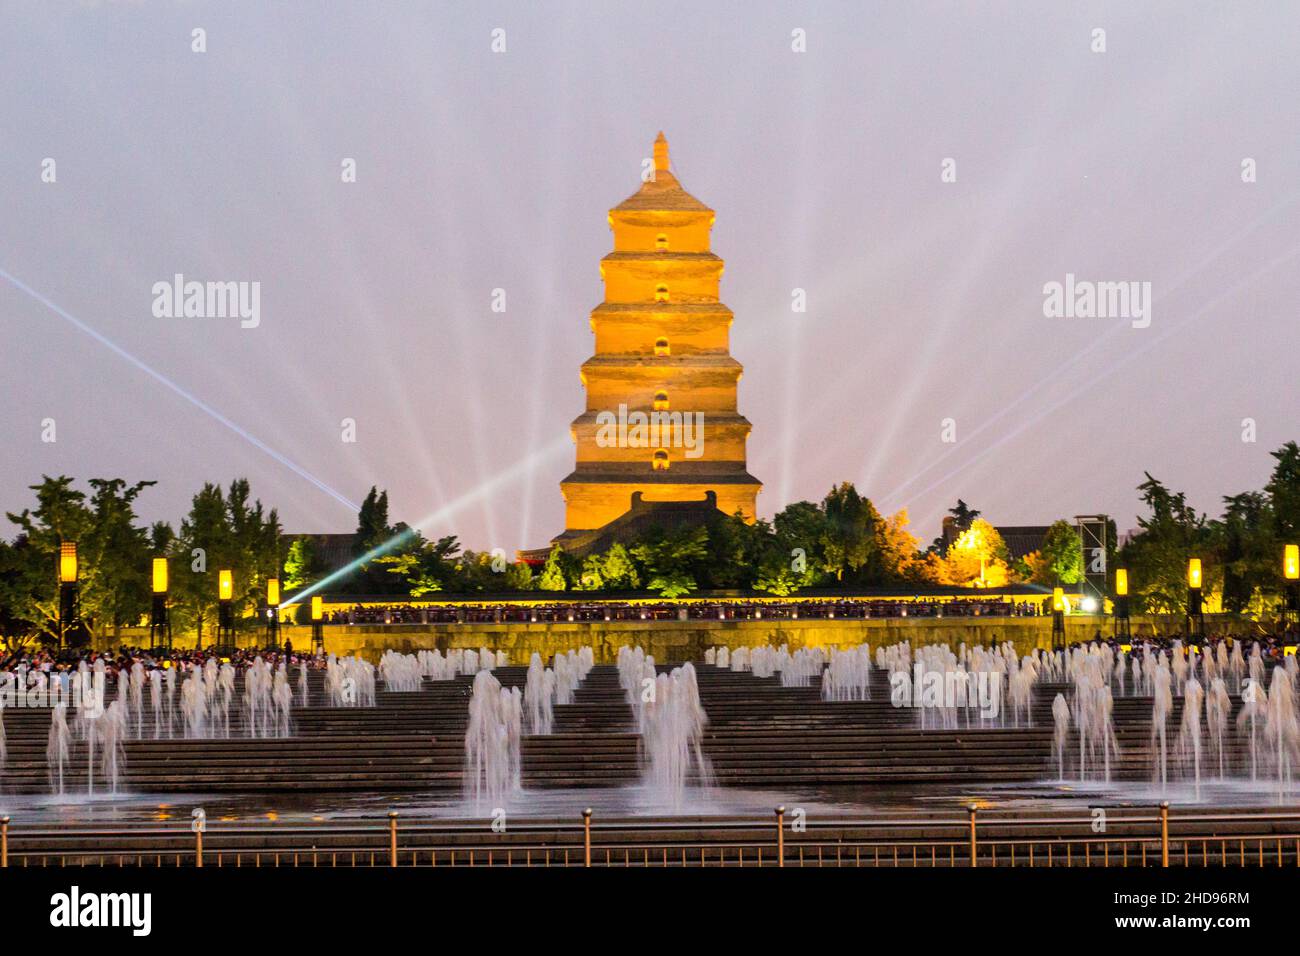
[0,662,1258,796]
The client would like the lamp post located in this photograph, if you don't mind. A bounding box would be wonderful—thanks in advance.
[310,595,325,656]
[216,569,235,652]
[1051,587,1066,652]
[57,541,79,649]
[150,557,171,652]
[1113,568,1131,641]
[1283,544,1299,634]
[265,577,280,649]
[1186,557,1204,643]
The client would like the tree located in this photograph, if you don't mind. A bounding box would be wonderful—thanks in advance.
[876,508,926,583]
[378,535,459,595]
[1213,491,1274,614]
[599,543,640,591]
[772,500,829,586]
[503,561,535,591]
[80,478,156,636]
[170,480,281,642]
[282,537,319,590]
[575,554,606,591]
[945,518,1010,587]
[1027,520,1083,586]
[1120,473,1210,614]
[631,526,709,597]
[5,476,92,641]
[819,483,877,582]
[1266,441,1300,541]
[537,546,568,591]
[0,537,40,651]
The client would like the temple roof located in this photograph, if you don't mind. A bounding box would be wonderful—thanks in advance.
[612,133,712,214]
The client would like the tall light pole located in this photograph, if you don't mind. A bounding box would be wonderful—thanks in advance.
[1051,586,1066,652]
[1186,557,1204,643]
[1284,544,1299,633]
[310,595,324,657]
[57,541,78,650]
[150,557,171,652]
[1113,568,1131,641]
[216,569,235,651]
[266,577,280,649]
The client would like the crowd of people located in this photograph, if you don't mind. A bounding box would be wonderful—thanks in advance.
[324,597,1047,625]
[0,642,324,681]
[1079,627,1299,665]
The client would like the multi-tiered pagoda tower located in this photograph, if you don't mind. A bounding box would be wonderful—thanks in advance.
[552,133,761,553]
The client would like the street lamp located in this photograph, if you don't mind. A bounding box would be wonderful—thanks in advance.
[216,569,235,651]
[1186,557,1204,643]
[310,595,325,656]
[150,557,171,651]
[1283,544,1299,632]
[266,577,280,648]
[57,541,79,649]
[1113,568,1131,640]
[1051,586,1066,652]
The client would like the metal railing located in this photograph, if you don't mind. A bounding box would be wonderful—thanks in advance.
[3,804,1299,869]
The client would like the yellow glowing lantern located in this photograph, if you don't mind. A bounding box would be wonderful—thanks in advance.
[58,542,78,584]
[311,596,323,622]
[1052,587,1066,613]
[267,577,280,606]
[152,557,169,594]
[1187,558,1202,589]
[1115,568,1128,597]
[1285,544,1299,581]
[218,569,233,600]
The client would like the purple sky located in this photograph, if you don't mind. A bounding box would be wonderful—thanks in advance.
[2,1,1298,552]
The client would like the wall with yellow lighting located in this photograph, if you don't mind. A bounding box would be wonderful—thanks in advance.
[100,613,1250,663]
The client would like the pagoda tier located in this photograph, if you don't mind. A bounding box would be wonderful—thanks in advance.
[558,133,761,534]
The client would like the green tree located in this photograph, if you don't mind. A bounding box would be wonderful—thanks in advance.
[600,543,640,591]
[503,561,535,591]
[575,554,606,591]
[537,545,568,591]
[378,534,458,595]
[282,537,319,590]
[819,483,878,583]
[6,476,96,642]
[1212,491,1274,614]
[1266,441,1300,541]
[1036,520,1083,585]
[1120,473,1210,614]
[631,526,709,597]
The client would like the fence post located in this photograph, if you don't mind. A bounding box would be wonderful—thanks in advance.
[1,816,8,868]
[968,804,978,868]
[582,808,592,868]
[775,806,785,868]
[389,811,399,867]
[1159,802,1169,868]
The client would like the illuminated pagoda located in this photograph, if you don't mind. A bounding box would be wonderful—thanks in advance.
[537,133,761,558]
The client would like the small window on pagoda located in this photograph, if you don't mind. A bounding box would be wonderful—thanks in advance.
[654,284,669,303]
[652,449,670,471]
[656,233,669,250]
[653,390,669,411]
[654,337,670,356]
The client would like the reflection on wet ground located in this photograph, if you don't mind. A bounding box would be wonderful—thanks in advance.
[4,778,1298,826]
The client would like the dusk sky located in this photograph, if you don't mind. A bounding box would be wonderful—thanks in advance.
[3,1,1298,553]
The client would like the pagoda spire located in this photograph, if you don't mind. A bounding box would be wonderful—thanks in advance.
[653,131,669,173]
